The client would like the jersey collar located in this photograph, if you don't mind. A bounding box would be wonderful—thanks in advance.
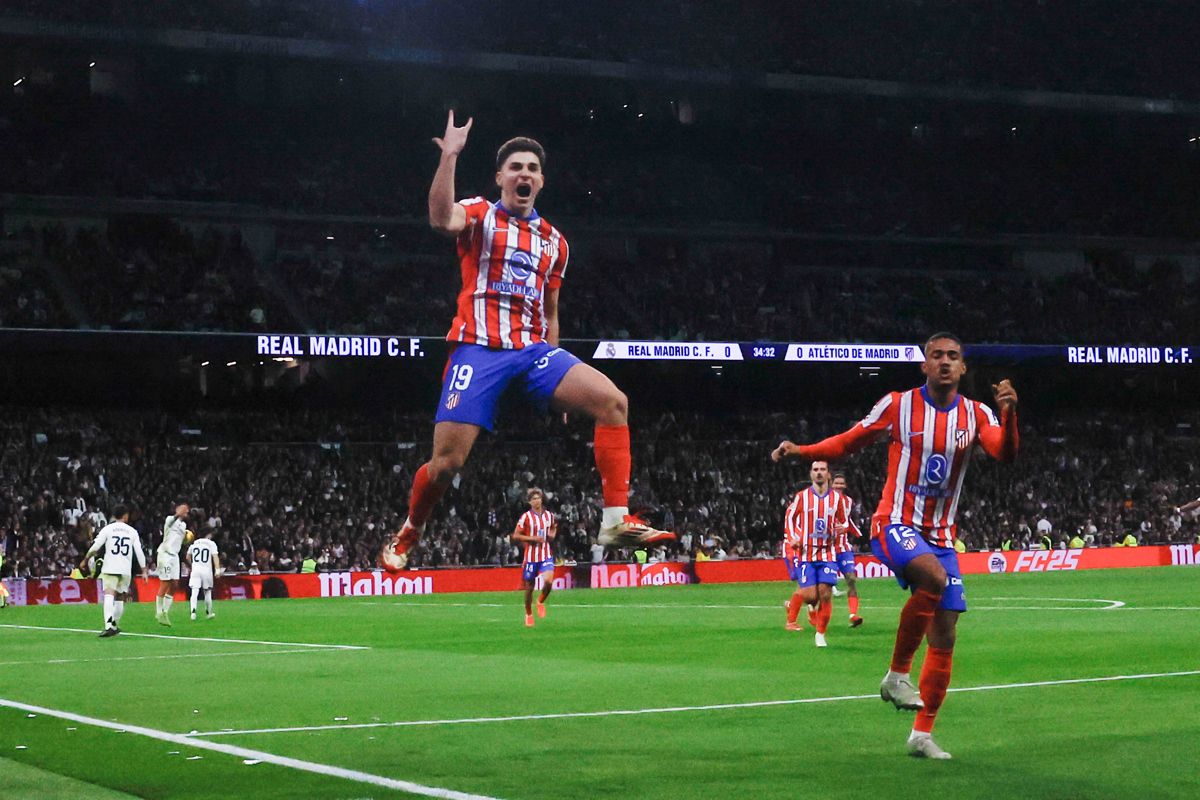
[920,384,962,413]
[495,201,539,221]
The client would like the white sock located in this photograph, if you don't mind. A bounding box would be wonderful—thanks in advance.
[907,730,930,741]
[114,600,125,624]
[103,594,115,629]
[155,596,162,614]
[163,596,173,614]
[205,592,213,614]
[191,587,200,613]
[886,669,910,680]
[601,506,628,530]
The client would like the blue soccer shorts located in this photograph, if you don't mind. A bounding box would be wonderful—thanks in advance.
[435,343,581,431]
[797,561,840,588]
[871,524,967,612]
[836,550,856,576]
[784,555,801,582]
[521,558,555,583]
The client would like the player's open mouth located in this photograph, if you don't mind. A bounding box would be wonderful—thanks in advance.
[516,184,532,198]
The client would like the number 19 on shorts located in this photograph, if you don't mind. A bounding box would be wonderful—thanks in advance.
[449,364,473,391]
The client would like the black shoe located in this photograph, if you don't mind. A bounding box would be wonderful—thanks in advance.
[99,627,120,637]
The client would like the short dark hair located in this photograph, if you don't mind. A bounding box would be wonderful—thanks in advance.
[111,504,129,520]
[924,331,963,353]
[496,137,545,171]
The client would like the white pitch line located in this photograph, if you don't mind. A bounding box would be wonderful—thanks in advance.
[0,648,323,667]
[0,624,368,650]
[377,599,1129,612]
[189,669,1200,738]
[0,697,502,800]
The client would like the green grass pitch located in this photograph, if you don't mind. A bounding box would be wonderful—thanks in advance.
[2,567,1197,799]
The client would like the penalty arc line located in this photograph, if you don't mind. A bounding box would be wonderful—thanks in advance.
[189,669,1200,738]
[0,697,503,800]
[0,624,368,650]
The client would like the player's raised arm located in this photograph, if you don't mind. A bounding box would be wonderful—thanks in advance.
[429,110,473,236]
[977,379,1019,463]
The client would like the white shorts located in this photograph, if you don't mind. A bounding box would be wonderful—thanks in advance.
[189,572,213,590]
[100,572,131,594]
[157,553,180,581]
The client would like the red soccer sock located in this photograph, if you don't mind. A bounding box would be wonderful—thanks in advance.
[848,595,860,617]
[407,463,448,530]
[786,591,803,624]
[913,646,954,733]
[593,425,632,509]
[890,588,941,673]
[807,604,817,627]
[816,599,832,634]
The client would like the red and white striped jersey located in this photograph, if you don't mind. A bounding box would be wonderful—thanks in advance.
[833,495,861,555]
[783,487,849,563]
[449,198,569,350]
[517,509,556,563]
[796,385,1018,548]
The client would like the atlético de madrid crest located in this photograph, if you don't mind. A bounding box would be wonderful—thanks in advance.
[445,392,461,411]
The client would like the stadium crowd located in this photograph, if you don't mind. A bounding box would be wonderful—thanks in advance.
[4,221,1194,347]
[2,405,1196,580]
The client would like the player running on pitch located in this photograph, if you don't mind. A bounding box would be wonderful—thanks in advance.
[187,528,221,621]
[831,473,865,627]
[512,487,557,627]
[155,502,190,626]
[773,332,1018,759]
[79,504,146,637]
[782,461,850,647]
[380,111,674,571]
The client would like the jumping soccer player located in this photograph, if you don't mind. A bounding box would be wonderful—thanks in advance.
[380,111,674,571]
[187,528,220,621]
[155,502,190,626]
[772,332,1018,759]
[79,505,146,637]
[831,473,864,627]
[782,460,849,648]
[512,487,557,627]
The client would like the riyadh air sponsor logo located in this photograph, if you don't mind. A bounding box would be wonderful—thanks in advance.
[988,553,1008,573]
[319,572,433,597]
[1012,550,1081,572]
[508,250,535,280]
[1170,544,1200,565]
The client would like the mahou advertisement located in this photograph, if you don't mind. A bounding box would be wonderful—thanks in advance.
[2,545,1192,606]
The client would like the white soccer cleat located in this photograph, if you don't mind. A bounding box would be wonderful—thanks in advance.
[206,612,216,620]
[880,671,924,710]
[907,732,952,759]
[379,521,421,573]
[190,612,197,621]
[831,586,844,597]
[814,632,828,648]
[598,515,677,547]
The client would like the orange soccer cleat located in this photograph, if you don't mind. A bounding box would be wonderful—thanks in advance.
[536,602,547,619]
[524,614,535,628]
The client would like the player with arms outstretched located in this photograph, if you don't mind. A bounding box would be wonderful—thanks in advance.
[80,504,146,637]
[831,473,864,627]
[380,111,674,571]
[782,461,849,647]
[512,487,557,627]
[773,333,1018,759]
[155,502,190,627]
[187,528,221,621]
